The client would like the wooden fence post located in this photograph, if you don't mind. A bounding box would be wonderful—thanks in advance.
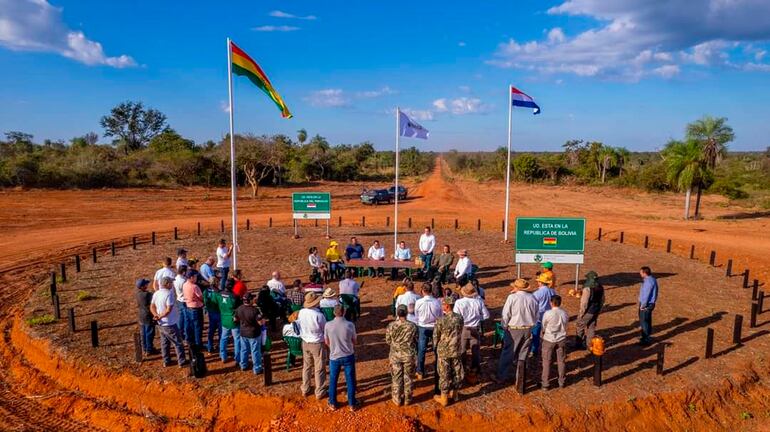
[111,241,116,256]
[263,352,273,386]
[386,216,390,227]
[362,216,366,227]
[725,259,733,277]
[197,222,201,236]
[60,262,67,283]
[246,219,250,230]
[689,245,695,259]
[68,308,76,333]
[733,315,743,345]
[90,321,99,347]
[50,271,57,302]
[666,239,672,253]
[132,236,137,250]
[92,247,97,263]
[75,254,81,273]
[477,219,481,231]
[750,302,758,328]
[620,232,624,243]
[705,328,714,359]
[152,231,156,245]
[431,218,435,230]
[53,294,61,320]
[752,279,759,300]
[743,270,750,288]
[408,217,412,229]
[454,219,459,230]
[644,236,649,249]
[337,216,341,227]
[174,227,178,240]
[709,251,716,266]
[593,355,602,387]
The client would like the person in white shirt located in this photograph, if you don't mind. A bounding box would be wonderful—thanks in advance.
[216,239,233,291]
[391,241,412,280]
[308,246,328,283]
[414,283,442,379]
[296,292,328,399]
[367,240,386,277]
[453,249,472,287]
[541,295,569,389]
[338,270,360,297]
[150,277,187,367]
[418,227,436,274]
[395,282,421,324]
[283,311,301,338]
[495,279,539,384]
[153,257,176,291]
[175,248,188,271]
[320,287,340,308]
[267,271,286,295]
[453,283,489,378]
[173,265,188,341]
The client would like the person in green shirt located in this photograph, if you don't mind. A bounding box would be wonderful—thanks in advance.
[205,281,242,362]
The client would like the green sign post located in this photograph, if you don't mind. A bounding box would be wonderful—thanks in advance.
[514,217,586,288]
[292,192,331,219]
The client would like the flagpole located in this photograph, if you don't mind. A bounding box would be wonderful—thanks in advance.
[227,37,239,270]
[394,107,400,254]
[504,85,513,242]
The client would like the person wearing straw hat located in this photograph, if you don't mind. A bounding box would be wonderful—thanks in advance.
[320,287,340,308]
[385,305,418,406]
[297,292,328,399]
[433,296,464,407]
[495,279,538,384]
[575,270,605,350]
[453,249,472,287]
[453,283,489,382]
[530,273,556,357]
[325,240,345,280]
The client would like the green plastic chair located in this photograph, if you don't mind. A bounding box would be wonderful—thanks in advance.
[339,294,359,321]
[321,307,336,321]
[283,336,303,370]
[290,303,302,313]
[493,322,505,349]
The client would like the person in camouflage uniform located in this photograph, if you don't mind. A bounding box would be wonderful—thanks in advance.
[385,304,418,406]
[433,296,465,406]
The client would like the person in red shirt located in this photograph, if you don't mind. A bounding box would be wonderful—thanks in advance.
[232,269,248,298]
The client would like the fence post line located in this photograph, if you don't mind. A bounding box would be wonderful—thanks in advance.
[705,328,714,359]
[90,320,99,347]
[725,259,733,277]
[75,254,81,273]
[60,262,67,283]
[733,315,743,345]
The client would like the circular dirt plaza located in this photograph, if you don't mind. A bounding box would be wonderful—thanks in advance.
[19,226,770,430]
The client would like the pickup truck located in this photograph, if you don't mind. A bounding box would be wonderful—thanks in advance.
[360,189,391,205]
[388,185,407,200]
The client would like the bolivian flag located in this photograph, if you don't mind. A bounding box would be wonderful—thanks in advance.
[230,40,292,118]
[543,237,557,246]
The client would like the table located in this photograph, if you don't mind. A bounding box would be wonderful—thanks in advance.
[346,258,420,277]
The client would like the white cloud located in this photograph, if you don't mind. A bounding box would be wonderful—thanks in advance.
[253,25,300,32]
[269,10,317,20]
[219,100,231,113]
[400,108,434,121]
[0,0,136,68]
[432,97,490,115]
[490,0,770,80]
[652,64,680,78]
[356,86,395,98]
[458,41,467,47]
[305,89,350,107]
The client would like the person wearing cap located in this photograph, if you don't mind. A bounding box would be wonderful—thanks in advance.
[418,227,436,275]
[433,296,464,407]
[176,248,188,271]
[385,304,418,406]
[203,276,221,353]
[414,283,441,380]
[325,240,345,280]
[495,279,538,384]
[200,256,216,283]
[576,271,605,350]
[173,265,189,341]
[183,271,205,347]
[391,241,412,280]
[395,280,421,324]
[320,287,340,308]
[541,262,557,289]
[153,257,176,291]
[236,293,265,374]
[453,250,472,287]
[367,240,386,277]
[150,276,188,367]
[297,292,328,399]
[638,266,658,346]
[435,245,454,285]
[453,283,490,381]
[530,273,557,356]
[324,304,359,411]
[541,295,569,389]
[216,239,233,291]
[207,280,242,362]
[135,278,158,356]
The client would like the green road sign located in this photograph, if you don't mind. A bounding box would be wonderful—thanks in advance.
[292,192,331,219]
[515,217,586,253]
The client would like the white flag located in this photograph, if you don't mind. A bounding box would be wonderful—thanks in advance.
[398,110,429,139]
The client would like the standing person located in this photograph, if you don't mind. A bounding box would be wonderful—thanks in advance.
[236,293,265,374]
[453,284,489,382]
[210,280,242,362]
[200,256,216,282]
[183,271,205,347]
[339,269,360,298]
[135,278,157,355]
[414,283,442,380]
[153,257,176,291]
[435,245,454,285]
[638,266,658,346]
[576,271,605,350]
[325,240,345,280]
[495,279,538,384]
[173,265,188,341]
[385,305,418,406]
[418,227,436,275]
[541,295,569,390]
[541,262,557,288]
[391,241,412,280]
[297,292,328,399]
[203,277,221,354]
[216,239,233,291]
[367,240,386,277]
[308,247,328,283]
[176,248,188,271]
[344,237,365,276]
[150,277,187,367]
[231,269,247,299]
[433,296,464,407]
[324,305,359,411]
[395,281,421,324]
[530,273,556,356]
[453,250,472,287]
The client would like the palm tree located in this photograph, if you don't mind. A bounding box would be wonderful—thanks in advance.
[686,116,734,217]
[296,128,308,145]
[615,147,631,177]
[663,140,706,220]
[599,146,619,183]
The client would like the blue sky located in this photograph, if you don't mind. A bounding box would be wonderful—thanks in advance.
[1,0,769,151]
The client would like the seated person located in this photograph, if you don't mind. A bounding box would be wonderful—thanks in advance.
[308,246,328,283]
[453,249,472,287]
[435,244,454,284]
[286,279,305,306]
[320,287,339,308]
[257,285,285,330]
[325,240,345,279]
[282,311,300,338]
[344,236,365,276]
[391,241,412,280]
[367,240,386,277]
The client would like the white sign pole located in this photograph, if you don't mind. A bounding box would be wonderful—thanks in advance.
[226,37,239,270]
[504,85,513,242]
[394,107,401,254]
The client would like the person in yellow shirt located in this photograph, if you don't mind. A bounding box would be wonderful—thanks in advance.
[541,262,557,289]
[325,240,345,279]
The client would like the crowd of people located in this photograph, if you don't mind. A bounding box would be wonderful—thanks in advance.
[135,228,660,411]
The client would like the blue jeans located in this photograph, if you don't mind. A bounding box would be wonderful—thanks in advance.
[329,354,357,408]
[530,322,543,354]
[239,336,263,373]
[177,301,188,341]
[206,311,221,352]
[220,326,241,361]
[330,262,345,278]
[420,253,433,272]
[639,303,655,342]
[140,323,156,353]
[417,326,434,375]
[218,267,230,290]
[186,307,204,346]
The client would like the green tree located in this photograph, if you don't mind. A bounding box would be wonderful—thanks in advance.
[686,116,735,218]
[539,153,565,183]
[599,146,619,184]
[100,101,168,154]
[296,129,308,145]
[148,129,195,154]
[663,140,707,220]
[513,154,540,182]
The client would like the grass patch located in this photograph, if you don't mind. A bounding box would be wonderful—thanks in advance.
[26,314,56,326]
[76,290,95,301]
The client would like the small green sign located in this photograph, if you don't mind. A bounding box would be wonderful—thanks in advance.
[515,217,585,253]
[292,192,331,219]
